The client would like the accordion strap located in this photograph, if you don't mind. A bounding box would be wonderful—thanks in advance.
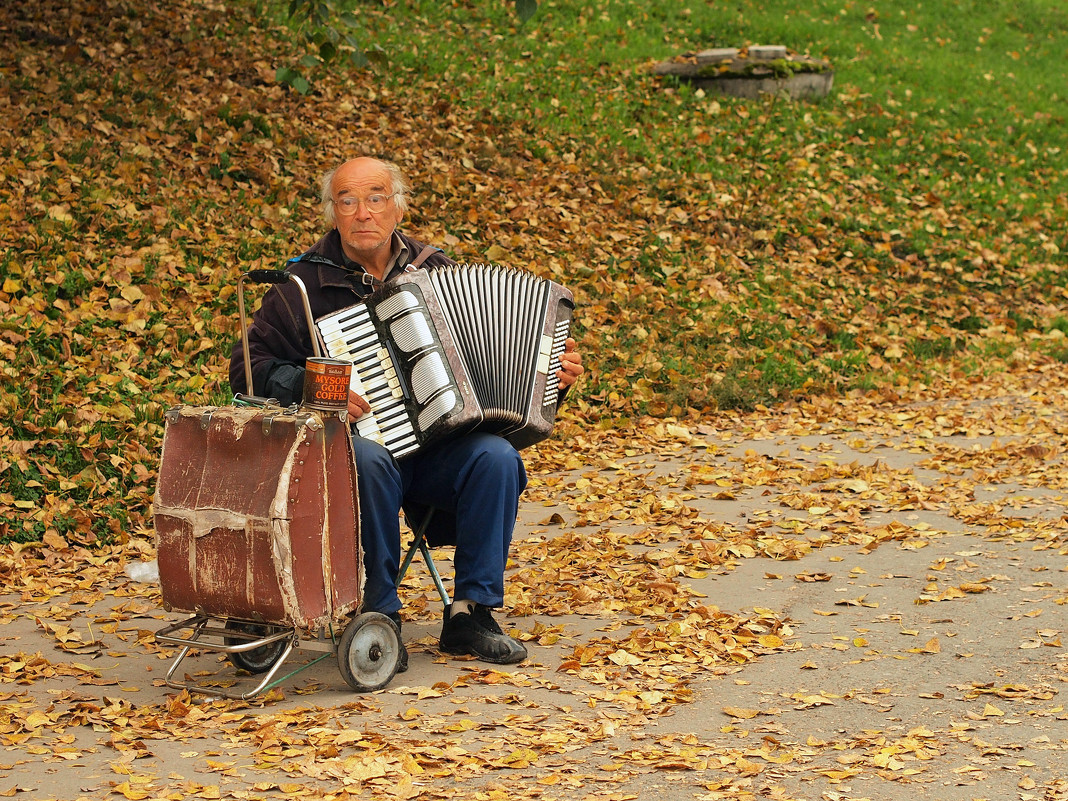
[406,244,441,271]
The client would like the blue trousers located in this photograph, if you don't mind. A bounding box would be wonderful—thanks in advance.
[352,432,527,615]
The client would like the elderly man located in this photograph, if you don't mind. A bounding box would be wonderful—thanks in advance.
[230,157,583,668]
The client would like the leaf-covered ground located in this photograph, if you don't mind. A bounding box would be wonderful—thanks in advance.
[2,363,1067,799]
[2,0,1066,545]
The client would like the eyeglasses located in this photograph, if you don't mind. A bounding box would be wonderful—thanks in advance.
[333,194,396,216]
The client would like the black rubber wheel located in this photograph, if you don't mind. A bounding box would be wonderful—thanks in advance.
[337,612,402,692]
[223,620,288,674]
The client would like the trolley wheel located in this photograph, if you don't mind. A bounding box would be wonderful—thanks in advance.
[337,612,402,692]
[224,621,288,675]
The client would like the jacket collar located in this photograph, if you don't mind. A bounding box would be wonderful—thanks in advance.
[290,229,412,291]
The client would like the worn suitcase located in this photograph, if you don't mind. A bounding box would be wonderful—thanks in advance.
[153,405,362,628]
[152,270,403,698]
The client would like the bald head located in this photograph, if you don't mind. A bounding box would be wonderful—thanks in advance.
[321,158,410,225]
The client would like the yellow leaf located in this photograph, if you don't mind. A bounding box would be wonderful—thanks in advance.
[666,423,691,440]
[608,649,641,666]
[982,703,1004,717]
[819,769,858,780]
[106,404,137,421]
[121,285,145,302]
[733,757,764,776]
[47,204,74,223]
[447,719,479,732]
[43,530,69,550]
[792,694,835,707]
[503,748,538,766]
[873,752,905,770]
[24,711,53,729]
[723,706,760,719]
[113,783,151,800]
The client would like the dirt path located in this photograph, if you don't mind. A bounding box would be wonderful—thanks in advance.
[2,374,1067,800]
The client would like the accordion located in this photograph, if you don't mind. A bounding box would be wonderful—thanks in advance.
[316,264,574,459]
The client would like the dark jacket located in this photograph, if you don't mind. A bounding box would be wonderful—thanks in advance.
[229,228,455,404]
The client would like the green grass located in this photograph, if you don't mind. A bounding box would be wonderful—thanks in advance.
[355,1,1065,274]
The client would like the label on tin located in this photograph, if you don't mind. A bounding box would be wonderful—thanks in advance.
[302,357,352,411]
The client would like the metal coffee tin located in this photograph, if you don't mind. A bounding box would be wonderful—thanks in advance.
[302,357,351,413]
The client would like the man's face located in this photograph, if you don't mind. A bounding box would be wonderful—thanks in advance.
[332,158,404,262]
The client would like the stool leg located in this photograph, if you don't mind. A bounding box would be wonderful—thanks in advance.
[397,510,451,607]
[419,537,451,606]
[398,531,422,584]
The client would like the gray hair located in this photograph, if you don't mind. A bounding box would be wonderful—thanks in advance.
[320,159,411,225]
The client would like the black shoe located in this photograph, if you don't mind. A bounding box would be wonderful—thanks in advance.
[386,612,408,674]
[439,603,527,664]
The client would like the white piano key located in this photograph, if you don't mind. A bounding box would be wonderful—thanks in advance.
[368,404,409,430]
[379,422,417,445]
[333,338,382,363]
[362,379,403,402]
[318,308,372,333]
[354,413,380,434]
[322,320,375,342]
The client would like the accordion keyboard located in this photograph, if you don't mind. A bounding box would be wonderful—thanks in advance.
[317,302,420,456]
[318,286,464,458]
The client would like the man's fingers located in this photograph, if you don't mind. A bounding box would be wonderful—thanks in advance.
[348,390,370,419]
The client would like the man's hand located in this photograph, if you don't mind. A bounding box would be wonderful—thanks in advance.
[348,389,371,420]
[557,338,583,389]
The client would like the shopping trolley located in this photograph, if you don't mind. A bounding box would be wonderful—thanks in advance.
[152,270,404,699]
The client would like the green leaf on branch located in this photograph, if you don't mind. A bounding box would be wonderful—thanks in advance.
[514,0,538,23]
[363,44,387,68]
[275,65,310,95]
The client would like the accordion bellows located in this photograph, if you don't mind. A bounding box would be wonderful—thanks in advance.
[316,263,574,458]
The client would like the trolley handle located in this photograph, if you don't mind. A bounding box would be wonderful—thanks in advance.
[246,269,291,284]
[237,269,322,398]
